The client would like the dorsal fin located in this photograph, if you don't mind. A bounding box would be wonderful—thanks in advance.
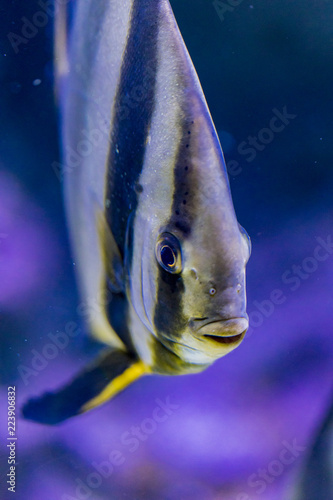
[96,208,125,293]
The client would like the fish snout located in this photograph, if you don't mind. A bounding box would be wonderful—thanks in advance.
[191,316,249,346]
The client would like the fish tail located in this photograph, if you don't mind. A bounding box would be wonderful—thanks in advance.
[21,349,149,425]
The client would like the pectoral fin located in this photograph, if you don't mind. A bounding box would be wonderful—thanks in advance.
[22,349,148,425]
[96,209,124,293]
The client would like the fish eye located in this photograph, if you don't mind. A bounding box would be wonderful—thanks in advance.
[155,233,182,274]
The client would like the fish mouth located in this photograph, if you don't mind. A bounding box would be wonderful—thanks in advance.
[203,332,245,345]
[192,317,248,346]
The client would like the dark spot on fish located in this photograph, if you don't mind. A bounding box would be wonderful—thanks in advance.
[188,131,191,135]
[175,220,191,234]
[167,119,200,243]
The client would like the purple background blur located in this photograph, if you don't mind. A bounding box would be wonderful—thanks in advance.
[1,0,333,499]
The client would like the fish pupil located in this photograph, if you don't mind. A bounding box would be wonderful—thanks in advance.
[161,246,175,268]
[156,233,182,274]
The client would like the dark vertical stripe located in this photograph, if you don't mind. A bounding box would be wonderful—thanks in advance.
[153,118,198,340]
[105,0,160,258]
[153,91,222,340]
[168,118,200,237]
[104,0,160,349]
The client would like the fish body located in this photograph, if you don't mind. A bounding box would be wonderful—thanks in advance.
[23,0,250,423]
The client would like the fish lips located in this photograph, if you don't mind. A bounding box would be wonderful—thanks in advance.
[192,317,249,347]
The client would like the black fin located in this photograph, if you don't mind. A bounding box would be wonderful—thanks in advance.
[22,349,148,425]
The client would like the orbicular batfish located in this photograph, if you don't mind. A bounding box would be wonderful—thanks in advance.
[23,0,251,424]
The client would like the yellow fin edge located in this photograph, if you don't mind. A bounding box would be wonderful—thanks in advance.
[81,360,150,413]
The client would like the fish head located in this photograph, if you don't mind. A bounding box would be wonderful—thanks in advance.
[131,112,251,368]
